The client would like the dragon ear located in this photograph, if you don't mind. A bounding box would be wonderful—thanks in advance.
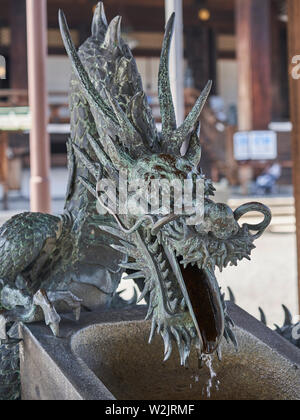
[158,12,177,141]
[102,16,122,50]
[92,2,108,37]
[184,122,202,168]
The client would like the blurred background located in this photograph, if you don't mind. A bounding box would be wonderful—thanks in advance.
[0,0,298,329]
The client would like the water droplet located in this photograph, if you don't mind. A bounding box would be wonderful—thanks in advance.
[201,354,219,398]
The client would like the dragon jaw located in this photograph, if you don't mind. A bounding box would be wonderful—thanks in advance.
[164,245,225,356]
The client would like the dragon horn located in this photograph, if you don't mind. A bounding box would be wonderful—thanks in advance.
[158,12,177,140]
[92,2,108,37]
[59,9,118,126]
[167,80,212,155]
[102,16,122,50]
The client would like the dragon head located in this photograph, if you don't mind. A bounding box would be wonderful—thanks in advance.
[59,3,271,365]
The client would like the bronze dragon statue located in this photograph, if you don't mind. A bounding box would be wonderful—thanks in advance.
[0,3,271,400]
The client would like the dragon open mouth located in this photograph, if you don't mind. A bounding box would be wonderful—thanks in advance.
[163,245,225,357]
[179,262,224,354]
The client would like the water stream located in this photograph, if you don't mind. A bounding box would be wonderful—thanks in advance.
[191,354,220,398]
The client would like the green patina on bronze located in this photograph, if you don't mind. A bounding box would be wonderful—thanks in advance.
[0,3,272,400]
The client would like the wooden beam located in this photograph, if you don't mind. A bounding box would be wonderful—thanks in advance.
[287,0,300,312]
[235,0,272,130]
[0,0,236,33]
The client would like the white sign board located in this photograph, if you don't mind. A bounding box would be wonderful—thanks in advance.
[234,131,277,161]
[0,107,31,131]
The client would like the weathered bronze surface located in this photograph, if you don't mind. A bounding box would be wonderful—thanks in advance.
[0,2,271,399]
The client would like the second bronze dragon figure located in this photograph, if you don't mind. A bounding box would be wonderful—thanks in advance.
[0,3,271,400]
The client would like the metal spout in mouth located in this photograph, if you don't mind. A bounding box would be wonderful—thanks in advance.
[164,245,224,355]
[179,264,225,355]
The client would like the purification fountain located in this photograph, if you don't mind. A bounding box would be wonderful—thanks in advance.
[0,2,299,400]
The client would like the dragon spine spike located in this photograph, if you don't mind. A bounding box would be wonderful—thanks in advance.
[185,122,202,167]
[58,10,118,126]
[258,307,267,326]
[102,16,122,50]
[92,2,108,37]
[170,80,212,153]
[282,304,293,326]
[159,12,177,140]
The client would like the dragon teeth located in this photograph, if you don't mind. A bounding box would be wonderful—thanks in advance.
[170,297,178,310]
[180,298,185,310]
[167,290,173,299]
[157,252,163,263]
[160,260,167,271]
[149,240,159,254]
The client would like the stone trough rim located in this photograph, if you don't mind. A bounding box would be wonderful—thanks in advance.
[20,303,300,400]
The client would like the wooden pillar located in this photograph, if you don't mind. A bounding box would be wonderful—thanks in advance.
[165,0,185,126]
[185,26,217,94]
[271,1,289,120]
[10,0,28,99]
[235,0,272,131]
[208,28,217,95]
[26,0,51,213]
[287,0,300,312]
[0,132,9,210]
[185,26,209,91]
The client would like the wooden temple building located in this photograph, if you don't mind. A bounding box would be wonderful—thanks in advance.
[0,0,293,187]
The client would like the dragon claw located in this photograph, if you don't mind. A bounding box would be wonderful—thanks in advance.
[33,289,62,337]
[47,291,83,322]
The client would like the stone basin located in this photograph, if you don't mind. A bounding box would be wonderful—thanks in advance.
[20,303,300,400]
